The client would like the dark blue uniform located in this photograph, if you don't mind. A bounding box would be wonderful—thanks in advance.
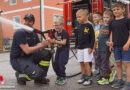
[10,29,51,81]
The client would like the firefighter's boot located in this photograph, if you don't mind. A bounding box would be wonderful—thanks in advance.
[15,72,28,85]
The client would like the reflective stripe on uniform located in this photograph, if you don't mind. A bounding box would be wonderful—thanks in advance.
[24,74,31,81]
[39,60,50,66]
[19,74,25,78]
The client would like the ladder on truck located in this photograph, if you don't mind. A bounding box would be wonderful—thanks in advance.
[91,0,99,13]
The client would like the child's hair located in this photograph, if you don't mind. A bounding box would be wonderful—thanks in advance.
[76,9,89,16]
[88,13,93,23]
[93,12,103,24]
[103,10,114,24]
[93,12,102,17]
[112,2,125,9]
[93,12,103,20]
[54,17,64,25]
[104,9,114,18]
[112,2,127,16]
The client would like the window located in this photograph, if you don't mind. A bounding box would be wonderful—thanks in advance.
[13,16,21,29]
[53,14,63,22]
[10,0,17,5]
[4,0,8,2]
[23,0,32,2]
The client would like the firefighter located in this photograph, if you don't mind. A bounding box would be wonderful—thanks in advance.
[10,14,52,85]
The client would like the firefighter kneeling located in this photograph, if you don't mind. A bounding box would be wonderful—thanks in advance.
[10,14,52,85]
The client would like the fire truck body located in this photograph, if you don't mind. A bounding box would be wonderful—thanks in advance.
[63,0,112,36]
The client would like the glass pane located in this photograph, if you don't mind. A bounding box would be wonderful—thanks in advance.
[23,0,31,2]
[13,16,20,29]
[11,0,16,4]
[4,0,8,2]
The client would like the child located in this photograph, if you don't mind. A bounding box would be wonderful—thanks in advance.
[75,9,95,86]
[93,12,103,33]
[50,17,70,85]
[92,12,103,78]
[108,2,130,90]
[96,10,115,85]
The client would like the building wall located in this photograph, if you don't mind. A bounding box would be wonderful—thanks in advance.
[0,0,40,11]
[0,0,63,39]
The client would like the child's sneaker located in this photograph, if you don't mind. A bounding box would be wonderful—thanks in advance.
[57,77,67,85]
[111,79,125,88]
[77,74,86,84]
[82,76,92,86]
[97,77,109,85]
[95,73,102,81]
[122,82,130,90]
[97,75,102,81]
[55,76,60,84]
[95,72,101,77]
[109,70,117,83]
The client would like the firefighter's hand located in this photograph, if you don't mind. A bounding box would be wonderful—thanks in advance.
[88,48,92,54]
[47,38,50,42]
[41,40,49,48]
[123,43,129,51]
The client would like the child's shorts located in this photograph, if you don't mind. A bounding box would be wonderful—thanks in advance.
[114,46,130,62]
[77,48,93,62]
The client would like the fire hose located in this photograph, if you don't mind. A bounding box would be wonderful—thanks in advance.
[34,29,81,78]
[0,17,81,78]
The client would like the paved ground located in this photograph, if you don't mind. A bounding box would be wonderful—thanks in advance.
[0,52,123,90]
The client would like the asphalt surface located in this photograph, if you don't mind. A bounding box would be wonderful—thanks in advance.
[0,52,123,90]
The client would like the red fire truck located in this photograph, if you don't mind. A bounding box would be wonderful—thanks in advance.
[62,0,127,36]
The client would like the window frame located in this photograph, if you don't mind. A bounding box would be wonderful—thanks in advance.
[23,0,32,3]
[13,16,21,29]
[10,0,17,6]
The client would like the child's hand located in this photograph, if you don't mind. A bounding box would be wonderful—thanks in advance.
[88,48,92,54]
[95,39,99,45]
[106,41,110,46]
[100,29,104,34]
[50,39,56,43]
[92,49,95,53]
[49,38,53,43]
[75,48,77,53]
[109,46,113,52]
[106,42,113,47]
[123,44,129,51]
[96,39,99,43]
